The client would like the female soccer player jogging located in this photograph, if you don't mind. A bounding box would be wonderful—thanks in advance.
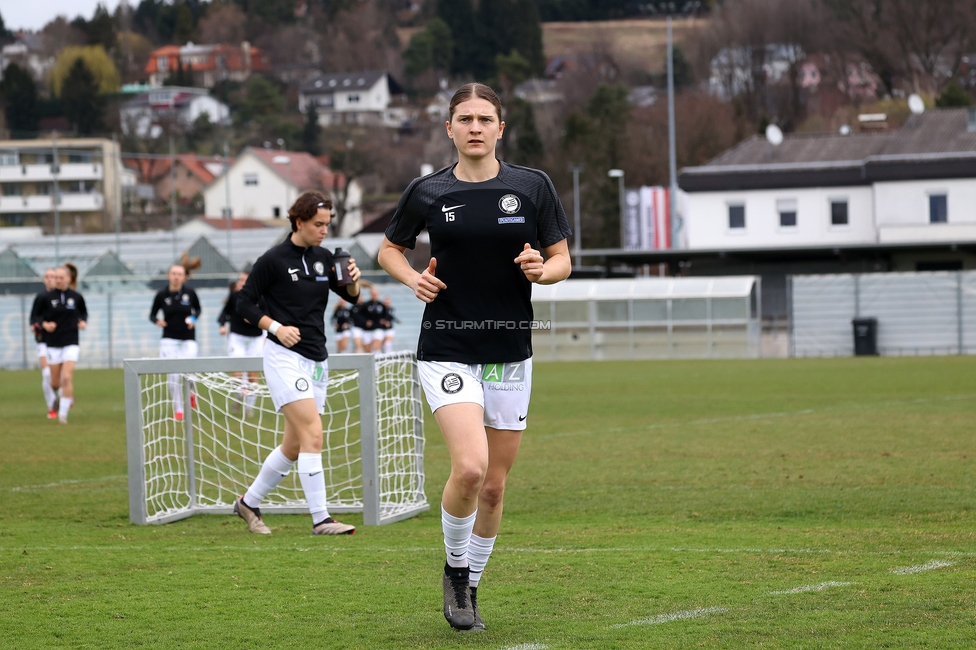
[378,83,572,631]
[234,191,362,536]
[33,264,87,424]
[30,267,59,418]
[219,269,265,415]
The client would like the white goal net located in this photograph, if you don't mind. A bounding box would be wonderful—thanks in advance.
[123,351,427,526]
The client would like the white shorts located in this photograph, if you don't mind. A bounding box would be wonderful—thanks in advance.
[351,326,364,341]
[36,342,48,359]
[263,341,329,414]
[418,359,533,431]
[227,332,265,357]
[334,330,350,341]
[46,345,80,365]
[160,338,199,359]
[382,328,395,339]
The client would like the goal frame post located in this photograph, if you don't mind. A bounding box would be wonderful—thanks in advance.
[123,352,428,527]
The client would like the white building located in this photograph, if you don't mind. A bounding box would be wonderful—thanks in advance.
[678,107,976,271]
[119,87,230,137]
[202,147,363,236]
[298,71,408,127]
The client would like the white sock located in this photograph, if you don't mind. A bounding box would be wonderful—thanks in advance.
[467,534,496,587]
[41,367,56,409]
[297,452,329,523]
[59,396,73,419]
[382,340,393,353]
[442,506,477,568]
[243,446,296,508]
[244,391,257,410]
[168,373,183,413]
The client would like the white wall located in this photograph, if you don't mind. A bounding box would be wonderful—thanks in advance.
[187,96,230,125]
[203,155,293,219]
[685,186,876,249]
[874,178,976,226]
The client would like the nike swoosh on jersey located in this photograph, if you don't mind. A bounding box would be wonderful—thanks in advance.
[441,204,465,212]
[287,268,301,274]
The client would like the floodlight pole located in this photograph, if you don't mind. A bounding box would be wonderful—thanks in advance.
[223,141,232,266]
[608,168,625,250]
[667,15,679,250]
[52,132,61,265]
[571,164,584,268]
[170,135,177,260]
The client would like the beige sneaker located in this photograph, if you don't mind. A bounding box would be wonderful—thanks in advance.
[312,517,356,535]
[234,496,271,534]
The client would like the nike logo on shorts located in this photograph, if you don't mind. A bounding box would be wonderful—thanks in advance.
[518,415,527,421]
[309,471,322,477]
[441,204,465,212]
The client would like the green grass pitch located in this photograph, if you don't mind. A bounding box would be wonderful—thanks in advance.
[1,357,974,649]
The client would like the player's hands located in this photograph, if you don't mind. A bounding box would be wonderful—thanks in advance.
[185,317,195,330]
[78,320,87,331]
[42,321,57,333]
[346,258,362,284]
[515,243,544,282]
[276,325,301,348]
[413,258,446,303]
[156,319,167,328]
[219,325,228,336]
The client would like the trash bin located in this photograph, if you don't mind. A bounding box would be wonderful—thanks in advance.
[852,318,878,356]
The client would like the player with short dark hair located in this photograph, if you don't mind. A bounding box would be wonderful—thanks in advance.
[33,263,87,424]
[378,82,572,631]
[234,190,363,536]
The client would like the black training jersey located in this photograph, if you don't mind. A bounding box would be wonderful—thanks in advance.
[350,301,369,329]
[149,287,201,340]
[32,288,88,348]
[238,237,359,362]
[30,291,49,343]
[381,305,397,330]
[362,299,385,330]
[219,291,264,337]
[331,306,352,331]
[385,161,571,363]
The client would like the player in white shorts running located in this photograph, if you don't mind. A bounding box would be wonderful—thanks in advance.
[149,253,202,421]
[32,264,88,424]
[29,267,59,418]
[234,190,362,536]
[330,299,352,352]
[219,269,266,413]
[380,296,398,353]
[378,83,572,631]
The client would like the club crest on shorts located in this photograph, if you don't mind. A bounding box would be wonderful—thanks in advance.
[295,378,309,391]
[313,261,325,275]
[498,194,521,214]
[441,373,463,394]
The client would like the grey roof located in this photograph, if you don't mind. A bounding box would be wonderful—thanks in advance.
[301,71,386,94]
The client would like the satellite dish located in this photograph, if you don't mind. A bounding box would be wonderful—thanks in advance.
[839,125,851,136]
[908,94,925,115]
[765,124,783,146]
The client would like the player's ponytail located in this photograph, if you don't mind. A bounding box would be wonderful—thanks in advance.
[62,262,79,290]
[288,191,332,232]
[179,252,202,278]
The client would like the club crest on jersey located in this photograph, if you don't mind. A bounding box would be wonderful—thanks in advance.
[313,261,325,275]
[499,194,521,214]
[67,298,75,307]
[441,373,463,394]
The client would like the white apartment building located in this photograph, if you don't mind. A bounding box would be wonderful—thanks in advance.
[0,138,121,233]
[298,71,408,128]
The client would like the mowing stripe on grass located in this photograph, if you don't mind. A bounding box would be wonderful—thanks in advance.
[3,475,127,492]
[890,560,955,575]
[612,607,728,628]
[768,581,853,595]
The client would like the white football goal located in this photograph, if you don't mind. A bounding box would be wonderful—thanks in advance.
[123,351,428,526]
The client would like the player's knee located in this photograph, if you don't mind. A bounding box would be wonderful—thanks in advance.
[479,481,506,510]
[453,461,487,494]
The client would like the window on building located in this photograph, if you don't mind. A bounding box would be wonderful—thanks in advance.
[35,183,53,195]
[244,173,258,186]
[1,184,22,196]
[929,193,948,223]
[67,151,93,163]
[777,198,797,228]
[0,151,17,166]
[728,204,745,229]
[830,199,848,226]
[158,56,168,73]
[348,94,360,103]
[1,214,25,227]
[273,206,281,217]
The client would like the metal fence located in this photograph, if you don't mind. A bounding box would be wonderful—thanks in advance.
[789,270,976,357]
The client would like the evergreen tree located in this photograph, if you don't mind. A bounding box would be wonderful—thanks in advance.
[60,58,105,135]
[0,63,40,136]
[86,4,118,52]
[302,101,322,156]
[436,0,476,76]
[474,0,544,79]
[505,98,543,167]
[173,2,195,43]
[936,78,973,108]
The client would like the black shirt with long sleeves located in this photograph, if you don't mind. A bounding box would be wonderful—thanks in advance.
[237,238,359,362]
[29,291,49,343]
[32,288,87,348]
[149,287,201,341]
[331,305,352,332]
[218,291,264,337]
[362,299,385,331]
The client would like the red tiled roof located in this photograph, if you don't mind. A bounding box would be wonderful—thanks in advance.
[124,155,226,184]
[247,147,347,190]
[145,43,272,76]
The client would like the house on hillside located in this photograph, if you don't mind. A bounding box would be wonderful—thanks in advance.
[124,154,225,207]
[202,147,363,236]
[298,71,409,127]
[0,33,53,83]
[145,42,271,88]
[709,44,805,100]
[119,87,230,137]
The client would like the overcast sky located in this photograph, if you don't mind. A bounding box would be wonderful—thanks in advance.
[4,1,122,32]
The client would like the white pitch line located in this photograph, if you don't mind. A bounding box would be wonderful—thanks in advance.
[890,560,955,575]
[612,606,728,628]
[3,474,127,492]
[768,581,853,595]
[500,644,548,650]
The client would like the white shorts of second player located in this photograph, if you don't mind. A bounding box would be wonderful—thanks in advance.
[418,359,532,431]
[334,330,350,342]
[46,345,80,365]
[37,342,48,359]
[159,338,199,359]
[263,341,329,414]
[227,332,265,357]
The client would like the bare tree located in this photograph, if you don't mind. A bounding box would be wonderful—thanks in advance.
[197,3,247,45]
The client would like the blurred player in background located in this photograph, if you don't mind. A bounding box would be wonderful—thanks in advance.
[30,267,59,418]
[149,253,202,421]
[219,268,265,415]
[380,296,399,353]
[331,299,353,353]
[33,263,88,424]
